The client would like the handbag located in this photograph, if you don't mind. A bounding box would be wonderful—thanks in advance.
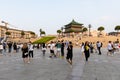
[24,52,28,55]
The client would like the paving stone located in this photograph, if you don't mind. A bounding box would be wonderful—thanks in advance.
[0,48,120,80]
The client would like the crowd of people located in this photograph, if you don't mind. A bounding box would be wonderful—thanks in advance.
[0,40,73,65]
[0,39,120,65]
[80,39,120,61]
[80,41,103,61]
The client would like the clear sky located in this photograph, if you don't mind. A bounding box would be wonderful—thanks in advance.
[0,0,120,35]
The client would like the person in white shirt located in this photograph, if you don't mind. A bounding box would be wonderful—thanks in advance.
[96,41,102,55]
[114,42,119,52]
[49,41,56,58]
[0,43,3,55]
[81,42,84,56]
[107,41,113,56]
[28,42,34,60]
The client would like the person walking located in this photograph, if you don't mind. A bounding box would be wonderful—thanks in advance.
[3,42,7,53]
[49,41,56,58]
[96,41,102,55]
[66,41,73,65]
[61,40,65,58]
[89,42,94,53]
[55,41,61,58]
[84,41,90,61]
[93,42,97,53]
[13,42,17,53]
[81,42,84,56]
[42,43,47,56]
[28,42,34,60]
[0,43,3,55]
[22,43,29,63]
[7,41,12,56]
[107,41,113,56]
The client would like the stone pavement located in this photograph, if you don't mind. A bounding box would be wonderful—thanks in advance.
[80,49,120,80]
[0,48,120,80]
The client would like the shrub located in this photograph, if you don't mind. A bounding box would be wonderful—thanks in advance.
[32,36,55,44]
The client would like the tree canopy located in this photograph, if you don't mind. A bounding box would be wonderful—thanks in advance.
[82,27,88,32]
[30,31,35,35]
[115,25,120,31]
[5,31,11,35]
[57,30,62,34]
[97,26,105,32]
[41,31,46,35]
[21,31,25,38]
[39,28,46,36]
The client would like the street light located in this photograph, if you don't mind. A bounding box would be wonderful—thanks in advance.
[88,24,91,36]
[61,26,64,37]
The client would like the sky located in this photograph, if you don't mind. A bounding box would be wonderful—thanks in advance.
[0,0,120,35]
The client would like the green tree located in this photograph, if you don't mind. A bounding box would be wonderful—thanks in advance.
[97,26,105,36]
[21,31,25,38]
[30,31,35,35]
[5,31,11,35]
[57,30,62,34]
[41,31,46,36]
[41,31,46,35]
[30,31,35,38]
[82,27,88,36]
[82,27,88,33]
[57,30,62,37]
[39,28,42,37]
[5,31,11,38]
[115,25,120,36]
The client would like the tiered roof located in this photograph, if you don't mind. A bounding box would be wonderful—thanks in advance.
[65,19,83,26]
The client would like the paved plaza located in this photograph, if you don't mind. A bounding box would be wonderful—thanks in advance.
[0,48,120,80]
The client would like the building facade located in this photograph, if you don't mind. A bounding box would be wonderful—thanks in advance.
[64,19,84,36]
[0,25,36,39]
[108,32,120,36]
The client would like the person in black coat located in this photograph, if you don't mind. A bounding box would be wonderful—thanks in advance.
[13,42,17,53]
[42,43,47,56]
[22,43,29,63]
[61,40,65,58]
[66,41,73,65]
[84,41,90,61]
[7,41,12,56]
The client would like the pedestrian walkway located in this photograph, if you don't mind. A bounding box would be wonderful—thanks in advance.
[0,49,72,80]
[0,48,120,80]
[82,50,120,80]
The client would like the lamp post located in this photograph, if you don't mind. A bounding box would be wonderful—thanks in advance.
[88,24,91,36]
[61,27,64,37]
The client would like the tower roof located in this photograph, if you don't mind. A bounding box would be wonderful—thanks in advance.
[66,19,83,26]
